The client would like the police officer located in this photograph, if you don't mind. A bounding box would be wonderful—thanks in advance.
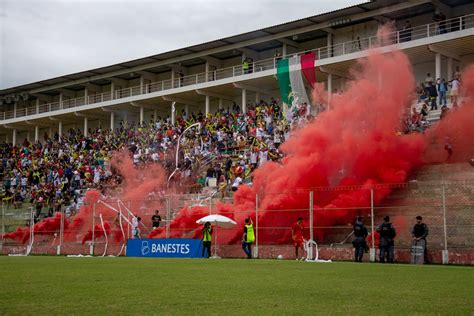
[202,222,212,258]
[377,216,396,263]
[352,216,368,262]
[242,217,255,259]
[412,216,429,264]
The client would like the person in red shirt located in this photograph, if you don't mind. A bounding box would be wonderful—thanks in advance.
[292,217,305,260]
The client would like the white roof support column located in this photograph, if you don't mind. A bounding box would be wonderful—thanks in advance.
[110,111,115,130]
[242,89,247,113]
[84,88,89,105]
[327,73,333,103]
[282,43,288,58]
[34,125,39,142]
[447,57,453,80]
[84,117,88,137]
[110,82,115,100]
[218,98,223,110]
[205,95,210,116]
[171,102,176,126]
[205,62,210,82]
[255,92,261,104]
[140,106,144,124]
[435,53,442,80]
[185,104,189,116]
[59,93,64,109]
[13,102,17,118]
[12,129,16,146]
[58,120,63,142]
[171,70,175,88]
[35,99,40,114]
[153,109,157,122]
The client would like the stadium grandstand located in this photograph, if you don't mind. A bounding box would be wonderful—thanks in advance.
[1,0,474,264]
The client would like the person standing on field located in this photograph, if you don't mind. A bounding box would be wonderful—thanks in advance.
[412,216,429,264]
[377,216,396,263]
[352,216,368,262]
[292,217,305,260]
[202,222,212,258]
[151,210,161,230]
[242,217,255,259]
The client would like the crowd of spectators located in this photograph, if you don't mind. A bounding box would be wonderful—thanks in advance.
[0,98,316,218]
[406,69,461,134]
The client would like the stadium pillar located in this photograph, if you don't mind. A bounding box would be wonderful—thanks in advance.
[139,106,144,125]
[255,92,260,104]
[84,88,89,105]
[59,93,64,109]
[84,117,88,137]
[110,112,115,130]
[327,33,333,57]
[13,102,17,118]
[185,104,189,116]
[242,89,247,113]
[205,95,210,115]
[370,189,376,262]
[447,58,453,80]
[171,103,175,126]
[282,43,287,57]
[218,98,223,110]
[36,99,40,114]
[58,121,63,141]
[12,129,16,146]
[34,125,39,142]
[205,62,210,81]
[441,185,449,264]
[110,82,115,100]
[327,73,333,106]
[435,53,441,81]
[171,71,175,88]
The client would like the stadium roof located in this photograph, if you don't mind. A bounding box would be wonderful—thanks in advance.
[1,0,464,95]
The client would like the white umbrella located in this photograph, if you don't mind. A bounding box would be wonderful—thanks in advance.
[196,214,237,258]
[196,214,237,228]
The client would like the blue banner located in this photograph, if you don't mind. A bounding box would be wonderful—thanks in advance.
[126,238,204,258]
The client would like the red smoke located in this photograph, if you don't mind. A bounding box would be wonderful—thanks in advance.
[4,212,68,244]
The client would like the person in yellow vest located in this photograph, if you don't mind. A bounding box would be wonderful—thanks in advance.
[242,59,250,74]
[242,217,255,259]
[202,222,213,258]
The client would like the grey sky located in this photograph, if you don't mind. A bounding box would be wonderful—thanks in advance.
[0,0,360,89]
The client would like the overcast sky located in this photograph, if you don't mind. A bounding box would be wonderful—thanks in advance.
[0,0,361,90]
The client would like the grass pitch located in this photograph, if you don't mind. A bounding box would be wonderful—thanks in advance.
[0,256,472,315]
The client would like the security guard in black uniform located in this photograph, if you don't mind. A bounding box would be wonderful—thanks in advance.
[352,216,368,262]
[377,216,396,263]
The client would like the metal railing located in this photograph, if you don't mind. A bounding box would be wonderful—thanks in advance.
[2,13,473,121]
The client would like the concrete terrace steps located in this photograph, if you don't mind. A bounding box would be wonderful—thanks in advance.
[412,163,474,182]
